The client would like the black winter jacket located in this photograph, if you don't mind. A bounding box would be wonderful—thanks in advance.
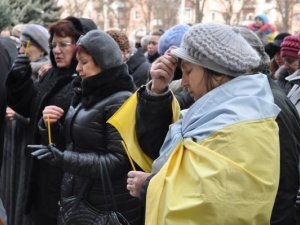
[0,39,17,170]
[59,65,142,225]
[6,59,77,219]
[127,48,150,87]
[269,79,300,225]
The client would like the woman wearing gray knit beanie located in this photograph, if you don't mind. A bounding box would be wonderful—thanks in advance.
[120,23,281,225]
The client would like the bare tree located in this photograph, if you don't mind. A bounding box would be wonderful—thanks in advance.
[214,0,248,25]
[154,0,181,30]
[274,0,298,32]
[108,1,134,31]
[138,0,154,32]
[93,0,113,30]
[195,0,207,23]
[122,1,134,31]
[63,0,88,17]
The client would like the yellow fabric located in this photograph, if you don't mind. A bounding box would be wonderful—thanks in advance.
[267,32,276,42]
[145,119,280,225]
[107,92,180,172]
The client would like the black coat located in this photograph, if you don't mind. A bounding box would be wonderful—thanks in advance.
[59,65,141,225]
[0,38,17,128]
[127,48,150,87]
[6,59,77,221]
[0,39,17,169]
[269,78,300,225]
[0,43,10,164]
[136,85,173,160]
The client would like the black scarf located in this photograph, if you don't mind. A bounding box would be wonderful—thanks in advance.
[72,64,136,108]
[147,52,160,63]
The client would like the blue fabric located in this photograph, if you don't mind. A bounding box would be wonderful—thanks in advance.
[158,24,190,55]
[152,73,280,172]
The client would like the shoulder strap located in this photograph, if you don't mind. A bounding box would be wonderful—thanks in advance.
[100,158,118,211]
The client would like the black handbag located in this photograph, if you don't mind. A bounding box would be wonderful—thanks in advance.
[58,160,130,225]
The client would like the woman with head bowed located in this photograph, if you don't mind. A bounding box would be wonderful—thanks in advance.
[28,30,142,225]
[111,23,281,225]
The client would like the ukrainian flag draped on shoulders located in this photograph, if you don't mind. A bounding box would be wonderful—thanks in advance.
[147,74,280,225]
[108,73,281,225]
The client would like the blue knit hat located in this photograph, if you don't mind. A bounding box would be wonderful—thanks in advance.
[255,14,269,24]
[158,24,190,55]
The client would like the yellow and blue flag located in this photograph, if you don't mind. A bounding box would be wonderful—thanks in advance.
[147,74,280,225]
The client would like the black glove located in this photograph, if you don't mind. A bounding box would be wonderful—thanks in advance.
[27,144,63,167]
[9,54,32,78]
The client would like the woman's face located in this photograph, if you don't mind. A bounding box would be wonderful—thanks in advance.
[19,41,45,62]
[282,57,299,74]
[180,60,231,100]
[51,34,76,68]
[76,51,102,79]
[274,52,284,66]
[180,60,207,100]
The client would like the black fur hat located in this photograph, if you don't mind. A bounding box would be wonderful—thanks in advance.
[264,32,291,59]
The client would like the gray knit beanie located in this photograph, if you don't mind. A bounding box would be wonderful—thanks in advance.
[21,24,49,55]
[77,30,123,70]
[171,23,260,77]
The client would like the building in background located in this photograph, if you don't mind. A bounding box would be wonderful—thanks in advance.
[58,0,300,42]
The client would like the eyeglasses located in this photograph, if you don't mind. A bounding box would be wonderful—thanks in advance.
[49,42,73,50]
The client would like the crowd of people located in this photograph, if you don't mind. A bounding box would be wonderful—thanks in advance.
[0,13,299,225]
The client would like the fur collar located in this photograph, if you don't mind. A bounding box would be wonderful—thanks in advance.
[72,64,135,108]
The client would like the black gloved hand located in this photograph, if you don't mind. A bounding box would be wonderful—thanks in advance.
[9,54,32,78]
[27,144,63,167]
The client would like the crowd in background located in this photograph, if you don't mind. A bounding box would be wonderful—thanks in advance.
[0,13,299,225]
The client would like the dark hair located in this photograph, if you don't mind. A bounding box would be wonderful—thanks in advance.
[48,19,82,68]
[76,45,89,55]
[151,31,163,36]
[203,68,230,92]
[48,19,82,43]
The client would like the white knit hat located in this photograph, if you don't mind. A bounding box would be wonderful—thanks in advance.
[171,23,260,77]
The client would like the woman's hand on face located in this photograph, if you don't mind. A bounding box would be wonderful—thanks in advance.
[127,171,151,198]
[150,52,178,94]
[42,105,64,126]
[5,107,16,120]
